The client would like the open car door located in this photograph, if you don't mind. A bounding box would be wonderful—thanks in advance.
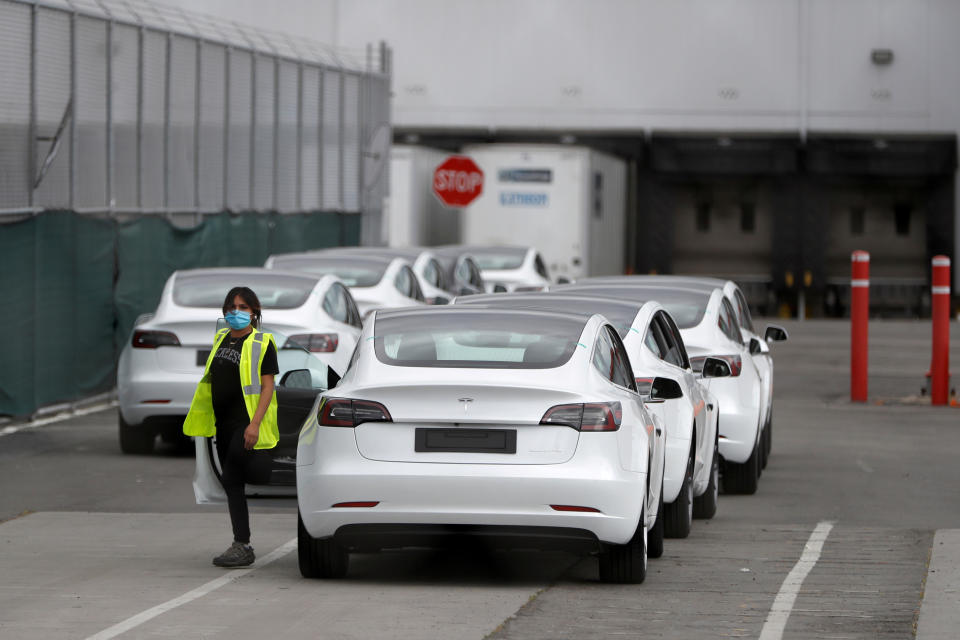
[193,327,336,504]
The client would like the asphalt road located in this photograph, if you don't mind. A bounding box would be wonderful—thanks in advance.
[1,318,959,639]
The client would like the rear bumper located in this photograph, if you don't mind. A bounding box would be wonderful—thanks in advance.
[118,372,200,425]
[297,429,646,546]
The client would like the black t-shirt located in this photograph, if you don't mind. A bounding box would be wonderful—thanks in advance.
[210,332,279,431]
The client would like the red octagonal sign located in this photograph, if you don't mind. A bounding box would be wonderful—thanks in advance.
[433,155,484,207]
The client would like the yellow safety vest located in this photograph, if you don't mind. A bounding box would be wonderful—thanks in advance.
[183,327,279,449]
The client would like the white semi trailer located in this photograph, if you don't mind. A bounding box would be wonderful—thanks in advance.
[460,144,627,281]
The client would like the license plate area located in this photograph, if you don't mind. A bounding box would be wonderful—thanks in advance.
[415,428,517,454]
[196,349,211,366]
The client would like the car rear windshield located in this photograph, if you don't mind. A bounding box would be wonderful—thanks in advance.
[270,257,388,287]
[173,273,317,309]
[470,248,526,270]
[561,287,710,329]
[373,311,585,368]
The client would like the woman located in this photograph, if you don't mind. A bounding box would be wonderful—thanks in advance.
[183,286,280,568]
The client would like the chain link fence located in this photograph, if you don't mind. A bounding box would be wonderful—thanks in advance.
[0,0,392,223]
[0,0,392,417]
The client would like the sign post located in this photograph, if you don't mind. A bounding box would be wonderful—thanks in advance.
[851,251,870,402]
[930,255,951,405]
[432,156,484,208]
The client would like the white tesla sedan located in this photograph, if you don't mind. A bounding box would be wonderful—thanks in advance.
[296,306,667,583]
[455,292,724,537]
[265,253,427,317]
[282,246,455,305]
[116,268,362,454]
[440,245,551,292]
[574,275,788,471]
[555,282,766,494]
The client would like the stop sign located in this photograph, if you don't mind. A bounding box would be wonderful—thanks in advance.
[432,155,484,207]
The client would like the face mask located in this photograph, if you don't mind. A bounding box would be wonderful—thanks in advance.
[224,310,251,330]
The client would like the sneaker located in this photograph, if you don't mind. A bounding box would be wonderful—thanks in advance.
[212,541,255,568]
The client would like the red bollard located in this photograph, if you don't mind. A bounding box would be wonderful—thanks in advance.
[930,255,951,405]
[851,251,870,402]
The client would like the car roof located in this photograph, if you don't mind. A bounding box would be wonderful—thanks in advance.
[460,292,646,315]
[554,283,718,303]
[173,266,323,283]
[375,304,599,325]
[438,244,529,257]
[578,275,729,291]
[310,246,430,260]
[269,253,399,266]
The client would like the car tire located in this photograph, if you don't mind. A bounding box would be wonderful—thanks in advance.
[723,439,760,495]
[664,450,693,538]
[647,480,664,559]
[298,512,348,579]
[598,507,647,584]
[118,414,155,455]
[693,442,719,519]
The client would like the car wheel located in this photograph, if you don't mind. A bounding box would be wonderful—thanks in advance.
[723,439,760,495]
[693,442,719,519]
[298,512,348,579]
[647,479,665,559]
[118,414,154,455]
[598,507,647,584]
[664,450,693,538]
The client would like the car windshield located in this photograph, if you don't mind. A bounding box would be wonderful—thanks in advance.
[372,310,585,368]
[270,256,388,287]
[214,321,332,387]
[559,287,710,329]
[173,272,317,309]
[470,248,527,270]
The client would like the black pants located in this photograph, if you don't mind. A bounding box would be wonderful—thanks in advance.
[215,425,271,544]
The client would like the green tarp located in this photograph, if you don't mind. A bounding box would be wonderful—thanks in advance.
[0,210,358,417]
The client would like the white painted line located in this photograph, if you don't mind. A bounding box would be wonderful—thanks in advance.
[0,402,117,438]
[758,521,834,640]
[932,286,951,295]
[85,537,298,640]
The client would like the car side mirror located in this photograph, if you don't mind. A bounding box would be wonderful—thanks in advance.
[764,325,788,342]
[701,357,732,379]
[433,296,450,305]
[556,276,571,285]
[749,337,763,355]
[649,377,683,401]
[493,284,507,293]
[279,369,313,389]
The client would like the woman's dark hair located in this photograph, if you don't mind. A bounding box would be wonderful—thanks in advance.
[222,286,262,328]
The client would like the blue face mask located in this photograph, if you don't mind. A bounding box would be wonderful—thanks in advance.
[224,310,251,330]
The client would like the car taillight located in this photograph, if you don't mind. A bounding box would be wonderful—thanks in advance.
[635,377,654,395]
[690,355,741,376]
[131,330,180,348]
[540,401,621,432]
[318,397,392,427]
[289,333,338,352]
